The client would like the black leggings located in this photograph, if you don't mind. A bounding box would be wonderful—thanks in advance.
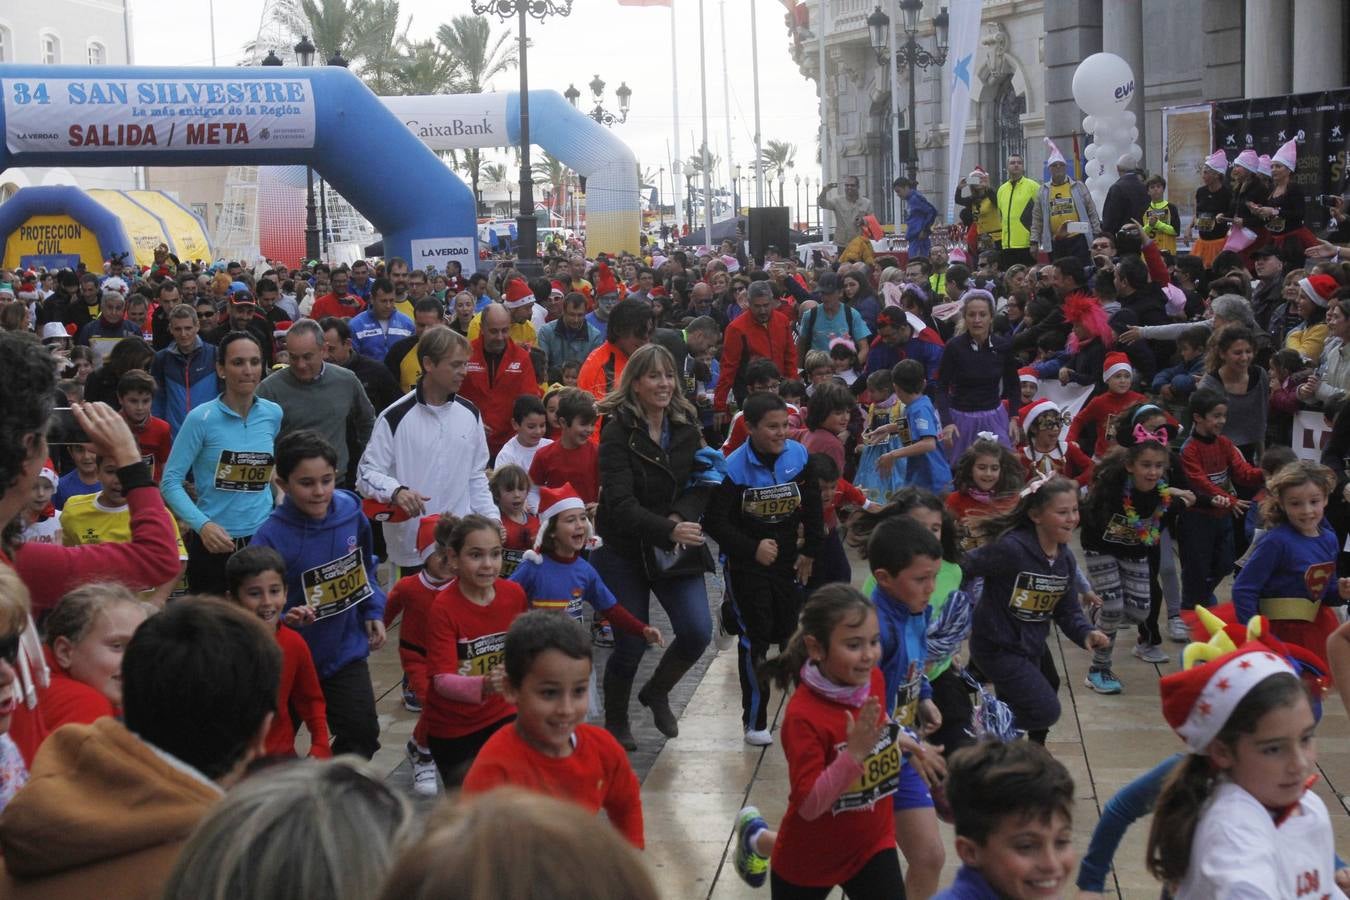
[185,531,252,595]
[770,848,905,899]
[428,716,513,787]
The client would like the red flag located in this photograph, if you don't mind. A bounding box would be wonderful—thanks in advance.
[618,0,671,5]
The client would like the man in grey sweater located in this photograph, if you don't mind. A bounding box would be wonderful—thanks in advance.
[257,318,375,486]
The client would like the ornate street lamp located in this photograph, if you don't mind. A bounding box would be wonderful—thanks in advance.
[564,74,633,127]
[894,1,949,178]
[260,50,283,66]
[472,0,574,271]
[866,6,890,66]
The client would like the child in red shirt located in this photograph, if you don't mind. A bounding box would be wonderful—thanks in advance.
[945,438,1024,550]
[39,582,150,731]
[529,389,599,511]
[492,465,539,579]
[462,611,644,848]
[1066,352,1147,458]
[1017,399,1094,487]
[424,515,529,786]
[383,514,456,797]
[733,585,906,893]
[224,545,332,759]
[117,371,172,482]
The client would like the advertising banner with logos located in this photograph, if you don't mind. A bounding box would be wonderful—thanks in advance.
[3,76,316,154]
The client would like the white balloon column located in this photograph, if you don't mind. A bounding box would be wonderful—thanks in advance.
[1071,52,1141,213]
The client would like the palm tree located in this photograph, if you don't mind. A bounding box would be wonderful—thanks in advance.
[389,39,458,95]
[355,0,410,94]
[435,16,518,94]
[484,162,509,184]
[246,0,404,86]
[532,152,571,218]
[759,140,797,206]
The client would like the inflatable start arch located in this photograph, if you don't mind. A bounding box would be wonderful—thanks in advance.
[0,65,477,269]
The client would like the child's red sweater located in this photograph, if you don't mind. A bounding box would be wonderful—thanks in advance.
[129,416,173,481]
[1067,389,1147,457]
[463,722,644,848]
[1180,431,1265,518]
[37,647,114,732]
[529,441,599,504]
[772,668,896,888]
[1019,440,1095,488]
[384,571,448,700]
[266,625,333,758]
[424,578,528,739]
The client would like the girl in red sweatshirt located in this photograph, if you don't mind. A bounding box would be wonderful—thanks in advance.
[38,583,150,731]
[739,584,906,897]
[945,437,1024,550]
[424,514,529,787]
[1066,353,1147,458]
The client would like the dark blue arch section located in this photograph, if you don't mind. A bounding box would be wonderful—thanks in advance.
[0,65,477,264]
[0,184,133,265]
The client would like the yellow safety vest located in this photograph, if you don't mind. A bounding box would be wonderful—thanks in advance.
[997,177,1039,249]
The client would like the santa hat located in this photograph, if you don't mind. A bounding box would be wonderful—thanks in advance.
[1257,154,1273,178]
[1232,148,1260,174]
[37,461,57,486]
[549,281,566,299]
[101,276,128,294]
[948,246,969,265]
[722,255,741,274]
[1161,644,1295,753]
[415,514,445,563]
[503,277,534,308]
[272,321,293,341]
[1044,137,1067,167]
[1019,398,1060,432]
[522,483,600,564]
[1203,149,1229,175]
[1103,351,1133,382]
[1299,274,1339,308]
[594,263,620,298]
[1272,139,1297,172]
[967,166,988,186]
[1018,366,1039,387]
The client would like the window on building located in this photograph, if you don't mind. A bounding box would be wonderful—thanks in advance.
[87,41,105,65]
[0,27,10,63]
[41,33,60,65]
[994,79,1027,185]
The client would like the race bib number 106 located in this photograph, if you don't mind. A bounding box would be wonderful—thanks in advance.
[214,450,274,492]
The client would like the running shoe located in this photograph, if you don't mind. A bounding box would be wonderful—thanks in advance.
[1168,616,1191,643]
[744,728,774,747]
[733,805,770,888]
[406,740,439,797]
[1084,668,1123,694]
[592,620,615,648]
[401,675,422,713]
[1132,642,1170,664]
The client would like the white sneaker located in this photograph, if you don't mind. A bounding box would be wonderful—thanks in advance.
[1132,641,1171,664]
[407,741,439,797]
[744,728,774,747]
[1168,617,1191,643]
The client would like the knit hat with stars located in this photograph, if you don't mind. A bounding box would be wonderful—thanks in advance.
[1160,644,1295,753]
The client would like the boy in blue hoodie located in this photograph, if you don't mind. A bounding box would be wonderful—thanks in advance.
[867,514,949,898]
[250,429,387,759]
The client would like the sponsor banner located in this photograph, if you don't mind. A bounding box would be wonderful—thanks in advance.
[1161,104,1212,228]
[382,94,510,151]
[1213,88,1350,233]
[410,236,476,271]
[3,77,316,154]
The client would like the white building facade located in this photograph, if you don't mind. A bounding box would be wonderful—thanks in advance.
[793,0,1349,230]
[0,0,138,197]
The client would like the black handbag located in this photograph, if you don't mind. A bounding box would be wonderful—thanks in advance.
[640,539,714,581]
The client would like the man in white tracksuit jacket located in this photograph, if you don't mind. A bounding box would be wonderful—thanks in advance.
[357,326,499,571]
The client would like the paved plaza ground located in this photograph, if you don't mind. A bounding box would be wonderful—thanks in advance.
[364,550,1350,899]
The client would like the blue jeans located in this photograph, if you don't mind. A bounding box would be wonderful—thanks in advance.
[592,546,712,681]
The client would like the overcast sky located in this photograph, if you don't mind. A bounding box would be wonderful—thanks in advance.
[129,0,823,201]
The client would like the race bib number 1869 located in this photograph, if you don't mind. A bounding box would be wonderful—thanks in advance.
[833,722,902,813]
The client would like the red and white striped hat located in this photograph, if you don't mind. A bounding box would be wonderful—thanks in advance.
[1103,351,1133,383]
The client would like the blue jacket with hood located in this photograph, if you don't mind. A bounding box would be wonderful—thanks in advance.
[870,583,933,729]
[251,489,386,679]
[150,337,219,437]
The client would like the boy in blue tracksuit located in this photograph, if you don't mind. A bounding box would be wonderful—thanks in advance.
[877,359,953,493]
[704,393,824,744]
[250,429,387,760]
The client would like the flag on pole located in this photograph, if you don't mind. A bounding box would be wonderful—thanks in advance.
[944,0,982,222]
[618,0,672,5]
[1071,132,1084,182]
